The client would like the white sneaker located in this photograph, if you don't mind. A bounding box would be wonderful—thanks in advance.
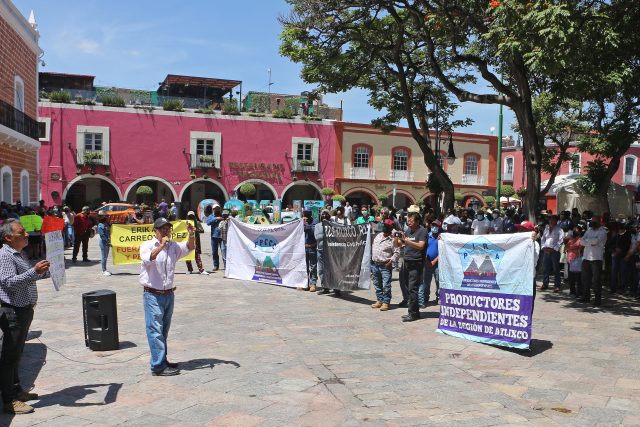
[200,271,210,275]
[186,271,192,275]
[102,271,112,276]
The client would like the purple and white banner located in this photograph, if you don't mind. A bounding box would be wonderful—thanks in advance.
[437,233,536,349]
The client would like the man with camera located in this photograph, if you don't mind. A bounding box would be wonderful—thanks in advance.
[394,212,427,322]
[139,217,195,376]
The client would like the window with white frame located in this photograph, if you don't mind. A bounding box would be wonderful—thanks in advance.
[354,146,370,168]
[505,157,514,176]
[190,131,222,168]
[291,137,319,170]
[20,170,29,204]
[14,75,24,112]
[76,126,110,165]
[624,156,637,176]
[38,117,51,142]
[465,155,478,176]
[393,149,409,170]
[569,153,581,174]
[196,139,214,156]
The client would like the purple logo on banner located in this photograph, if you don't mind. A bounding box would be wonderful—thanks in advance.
[438,289,533,346]
[459,237,504,290]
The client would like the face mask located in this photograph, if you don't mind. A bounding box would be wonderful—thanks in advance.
[477,215,484,221]
[431,226,439,234]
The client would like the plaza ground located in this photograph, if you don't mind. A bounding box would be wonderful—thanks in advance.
[1,238,640,427]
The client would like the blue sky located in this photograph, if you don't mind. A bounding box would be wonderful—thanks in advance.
[15,0,515,136]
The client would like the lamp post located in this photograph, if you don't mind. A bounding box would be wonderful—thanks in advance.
[496,103,504,207]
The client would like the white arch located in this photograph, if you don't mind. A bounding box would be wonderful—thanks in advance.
[20,169,29,204]
[178,178,229,201]
[124,176,178,201]
[62,174,124,201]
[279,180,323,199]
[1,165,14,204]
[233,179,278,199]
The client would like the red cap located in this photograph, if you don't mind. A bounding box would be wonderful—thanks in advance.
[515,220,535,231]
[383,219,395,227]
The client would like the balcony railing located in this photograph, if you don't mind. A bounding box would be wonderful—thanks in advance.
[0,99,39,140]
[503,172,514,181]
[292,158,318,172]
[389,169,415,181]
[350,167,376,180]
[76,149,110,166]
[190,153,220,169]
[623,174,640,185]
[462,174,485,186]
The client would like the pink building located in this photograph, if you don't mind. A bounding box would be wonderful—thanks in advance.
[501,141,640,212]
[37,76,338,212]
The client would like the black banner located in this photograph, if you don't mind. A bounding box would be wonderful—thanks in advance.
[322,220,370,291]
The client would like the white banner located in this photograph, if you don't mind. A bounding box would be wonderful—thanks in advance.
[225,218,307,288]
[45,230,66,291]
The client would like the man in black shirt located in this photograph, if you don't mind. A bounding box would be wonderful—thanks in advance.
[610,221,632,294]
[395,212,427,322]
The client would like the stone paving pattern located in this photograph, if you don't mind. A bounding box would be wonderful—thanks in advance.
[1,239,640,426]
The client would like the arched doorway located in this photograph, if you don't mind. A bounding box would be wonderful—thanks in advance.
[179,179,228,216]
[234,180,277,202]
[1,166,12,204]
[280,182,322,209]
[464,194,483,211]
[344,189,377,208]
[64,176,121,212]
[125,177,177,205]
[384,190,415,210]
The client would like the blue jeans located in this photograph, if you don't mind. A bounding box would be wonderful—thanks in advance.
[98,240,109,272]
[143,291,174,373]
[610,255,632,293]
[370,262,392,304]
[64,224,74,247]
[220,240,226,267]
[420,263,439,305]
[211,237,221,268]
[542,250,561,288]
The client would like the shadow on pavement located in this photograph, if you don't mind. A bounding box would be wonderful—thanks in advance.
[180,358,240,371]
[332,292,376,306]
[117,341,137,350]
[499,339,553,357]
[32,383,122,408]
[539,290,640,317]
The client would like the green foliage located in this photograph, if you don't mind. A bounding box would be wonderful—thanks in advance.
[299,159,315,166]
[320,187,335,196]
[130,89,152,105]
[332,194,346,202]
[222,99,240,115]
[575,159,609,195]
[83,151,102,163]
[199,155,215,165]
[377,193,388,201]
[272,108,294,119]
[75,98,96,106]
[454,192,464,203]
[483,196,496,207]
[516,187,527,197]
[239,183,256,196]
[49,91,71,103]
[101,94,126,107]
[195,108,214,114]
[416,200,425,208]
[162,99,184,111]
[501,185,516,198]
[249,93,270,112]
[136,185,153,195]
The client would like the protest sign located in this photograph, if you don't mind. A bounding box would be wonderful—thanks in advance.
[437,233,535,350]
[304,200,325,221]
[225,218,306,288]
[110,221,195,265]
[42,216,65,234]
[45,230,66,291]
[322,221,371,290]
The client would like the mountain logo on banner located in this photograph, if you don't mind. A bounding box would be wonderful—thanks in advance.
[251,233,283,284]
[459,237,504,289]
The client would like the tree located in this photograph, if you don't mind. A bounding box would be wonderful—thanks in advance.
[501,185,515,198]
[281,1,620,221]
[280,2,471,212]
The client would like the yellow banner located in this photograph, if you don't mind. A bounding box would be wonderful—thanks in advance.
[110,221,195,265]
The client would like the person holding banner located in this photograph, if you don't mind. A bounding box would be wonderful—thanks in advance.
[419,219,441,308]
[395,212,427,322]
[331,206,351,225]
[0,219,50,414]
[315,209,341,296]
[303,212,318,291]
[139,217,195,376]
[371,219,399,311]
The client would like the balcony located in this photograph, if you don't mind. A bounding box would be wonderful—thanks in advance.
[503,172,514,181]
[623,174,640,185]
[292,158,318,172]
[76,149,110,166]
[389,169,415,181]
[350,167,376,180]
[462,174,485,186]
[190,153,220,169]
[0,99,39,141]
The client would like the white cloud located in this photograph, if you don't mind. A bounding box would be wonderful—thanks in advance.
[77,39,100,54]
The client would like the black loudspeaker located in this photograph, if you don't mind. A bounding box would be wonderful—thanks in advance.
[82,290,119,351]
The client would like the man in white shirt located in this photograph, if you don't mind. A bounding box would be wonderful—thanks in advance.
[471,210,491,235]
[579,218,608,306]
[139,217,195,376]
[344,203,352,223]
[539,215,565,292]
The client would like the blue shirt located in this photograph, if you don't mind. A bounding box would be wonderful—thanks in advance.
[206,214,222,238]
[98,222,110,245]
[425,232,439,261]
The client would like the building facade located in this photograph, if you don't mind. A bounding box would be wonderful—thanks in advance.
[38,100,338,212]
[334,122,498,209]
[0,1,41,205]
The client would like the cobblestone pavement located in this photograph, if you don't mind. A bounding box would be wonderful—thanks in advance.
[2,239,640,427]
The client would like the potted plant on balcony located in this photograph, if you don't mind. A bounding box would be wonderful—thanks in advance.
[83,151,102,164]
[299,159,315,167]
[199,155,215,167]
[332,194,346,203]
[162,99,184,112]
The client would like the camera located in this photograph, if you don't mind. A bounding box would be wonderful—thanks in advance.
[393,231,403,238]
